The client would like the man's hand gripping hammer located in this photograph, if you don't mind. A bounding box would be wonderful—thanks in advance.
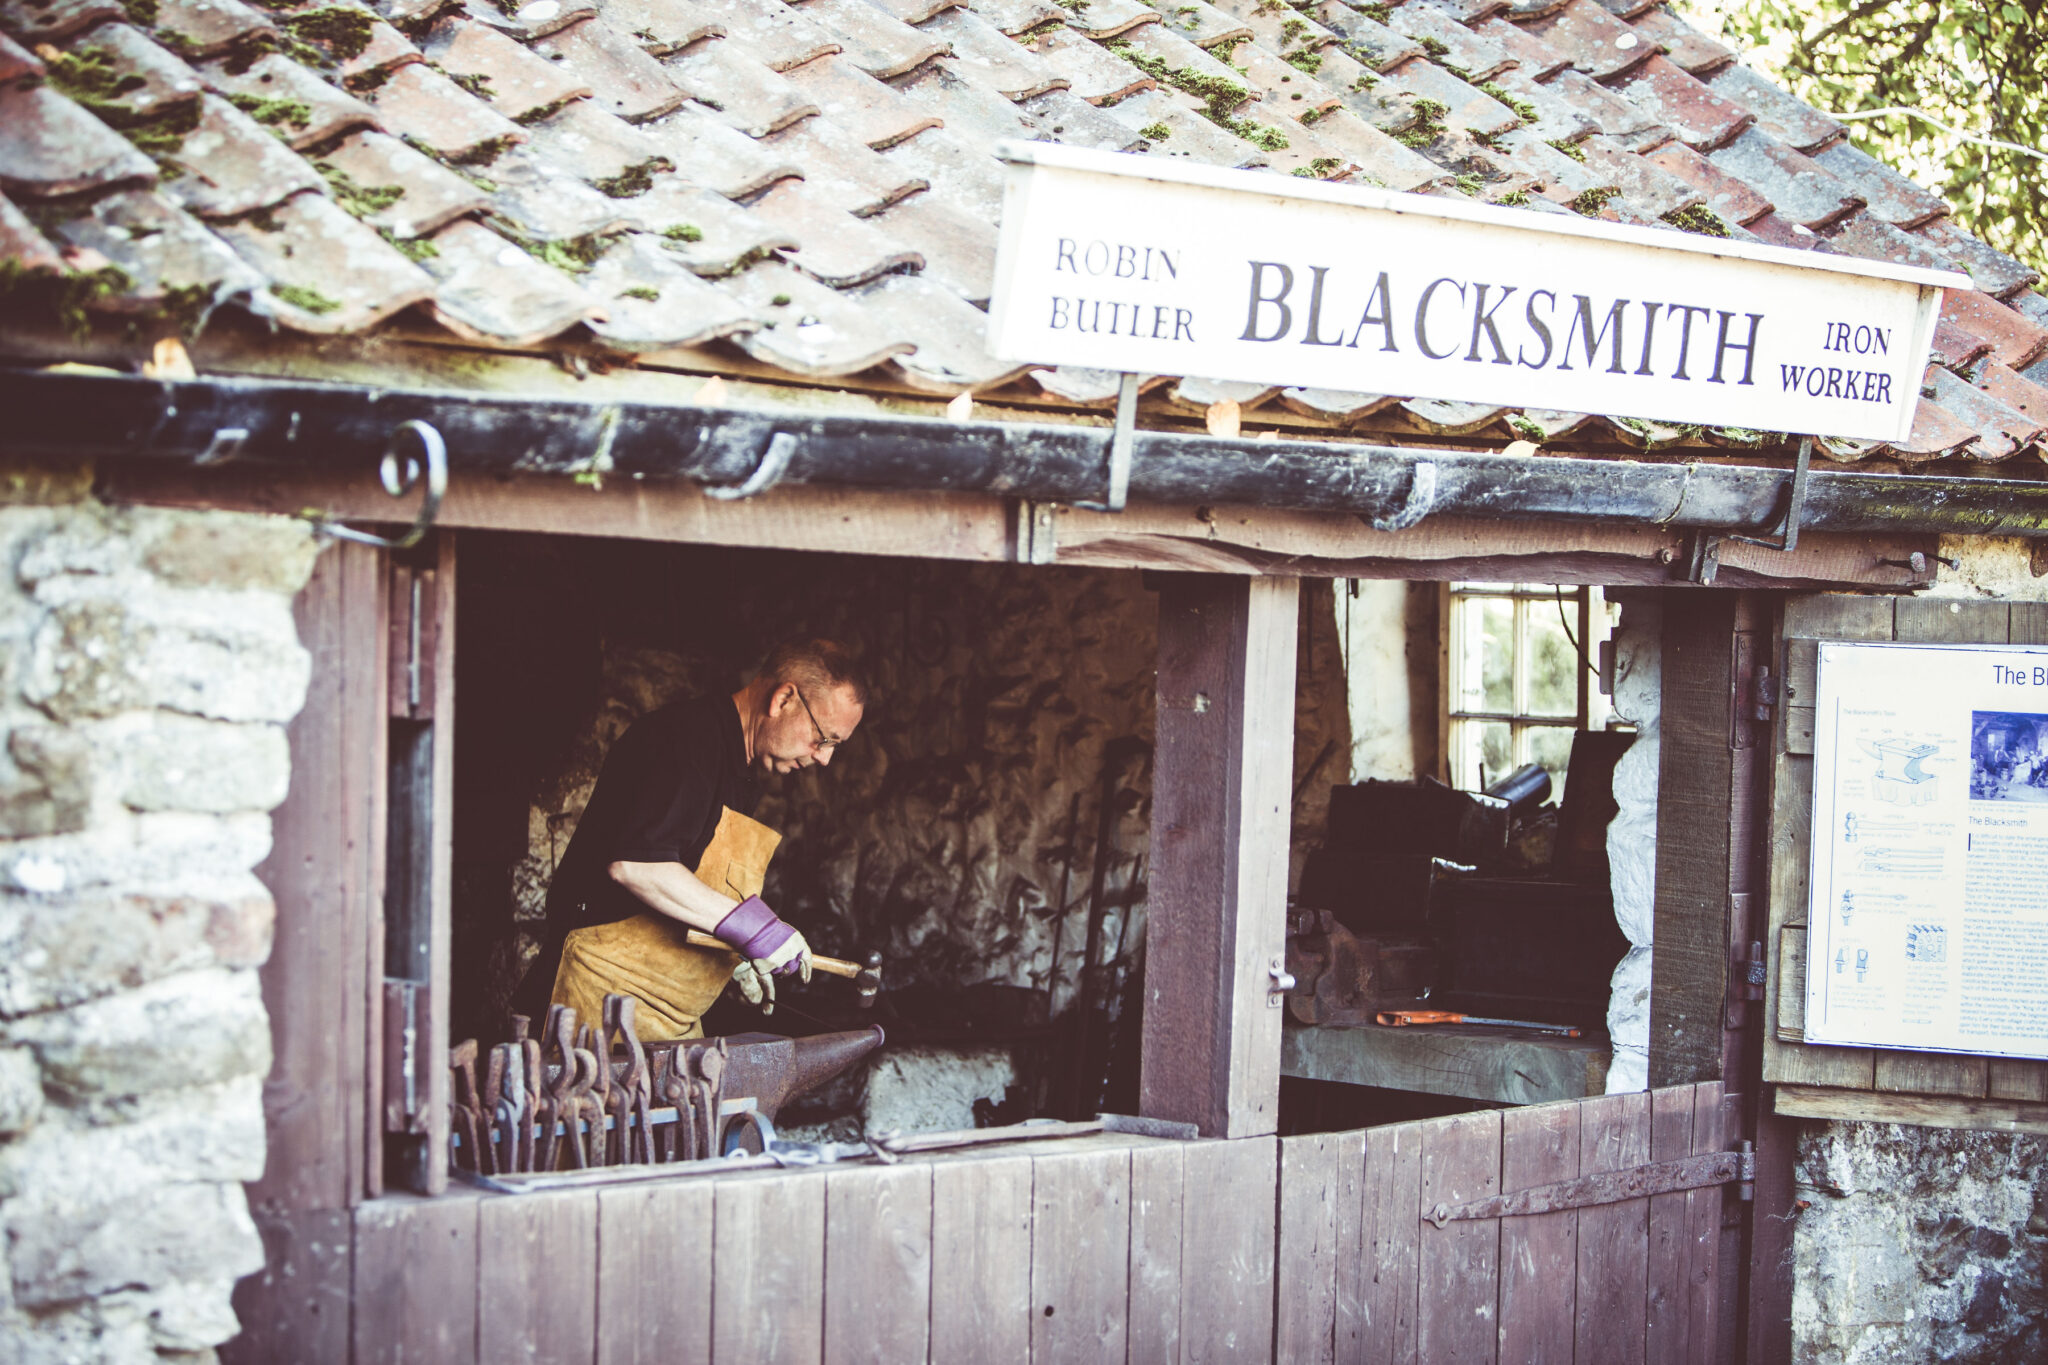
[687,930,884,1007]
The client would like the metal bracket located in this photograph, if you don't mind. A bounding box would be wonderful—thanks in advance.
[1267,955,1296,1007]
[1014,499,1056,565]
[194,426,248,466]
[1362,460,1439,533]
[1726,435,1814,553]
[313,420,447,551]
[705,429,800,501]
[1077,372,1140,513]
[1427,1147,1748,1226]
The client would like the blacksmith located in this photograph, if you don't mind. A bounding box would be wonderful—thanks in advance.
[512,638,868,1039]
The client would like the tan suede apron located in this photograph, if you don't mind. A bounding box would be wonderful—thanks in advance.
[549,806,782,1042]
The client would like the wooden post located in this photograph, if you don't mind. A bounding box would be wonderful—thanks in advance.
[1141,574,1299,1138]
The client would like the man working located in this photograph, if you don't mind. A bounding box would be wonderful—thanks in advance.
[512,638,868,1039]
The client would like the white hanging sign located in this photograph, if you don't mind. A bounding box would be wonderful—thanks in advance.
[987,143,1967,442]
[1807,642,2048,1058]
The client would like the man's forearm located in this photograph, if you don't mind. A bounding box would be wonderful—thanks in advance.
[607,860,737,932]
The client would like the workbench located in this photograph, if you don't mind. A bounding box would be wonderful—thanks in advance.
[1280,1022,1612,1106]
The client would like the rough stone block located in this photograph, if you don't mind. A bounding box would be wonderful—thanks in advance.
[0,1045,42,1135]
[861,1044,1015,1135]
[0,725,92,838]
[0,811,274,898]
[23,599,153,721]
[0,888,274,1018]
[2,967,269,1102]
[134,509,321,595]
[0,1076,266,1216]
[9,1180,265,1309]
[24,588,310,725]
[110,714,290,815]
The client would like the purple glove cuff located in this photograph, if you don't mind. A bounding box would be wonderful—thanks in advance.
[714,895,797,967]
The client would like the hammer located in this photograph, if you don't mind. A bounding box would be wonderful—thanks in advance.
[684,931,883,1006]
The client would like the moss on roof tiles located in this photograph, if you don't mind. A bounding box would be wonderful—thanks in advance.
[1660,203,1730,237]
[229,92,313,129]
[272,282,342,313]
[591,156,674,198]
[0,259,136,342]
[281,7,376,60]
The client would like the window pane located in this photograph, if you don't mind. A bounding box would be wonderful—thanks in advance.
[1526,597,1580,718]
[1452,718,1513,791]
[1525,724,1578,802]
[1455,597,1514,714]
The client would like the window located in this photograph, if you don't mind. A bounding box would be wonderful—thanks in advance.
[1445,583,1612,798]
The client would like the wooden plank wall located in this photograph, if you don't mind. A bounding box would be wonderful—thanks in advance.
[329,1086,1728,1365]
[1279,1082,1726,1365]
[346,1134,1278,1365]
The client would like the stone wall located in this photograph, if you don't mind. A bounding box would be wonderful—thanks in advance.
[1792,1119,2046,1364]
[0,465,315,1363]
[1602,591,1660,1094]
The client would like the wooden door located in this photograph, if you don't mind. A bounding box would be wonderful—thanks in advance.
[1277,1082,1734,1365]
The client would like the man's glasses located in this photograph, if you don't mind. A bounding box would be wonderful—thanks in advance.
[791,686,843,753]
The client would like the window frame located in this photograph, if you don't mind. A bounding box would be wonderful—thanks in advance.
[1440,582,1608,794]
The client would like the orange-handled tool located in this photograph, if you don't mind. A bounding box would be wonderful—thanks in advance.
[1375,1010,1581,1038]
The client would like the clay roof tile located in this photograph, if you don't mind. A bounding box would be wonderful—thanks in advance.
[366,59,529,161]
[781,52,941,149]
[0,0,124,45]
[726,258,918,374]
[1702,61,1842,154]
[1513,0,1657,84]
[413,17,594,124]
[1605,52,1750,151]
[789,0,948,76]
[214,187,437,331]
[416,215,604,342]
[310,128,491,238]
[0,80,160,200]
[1623,4,1732,77]
[201,51,384,150]
[529,15,688,121]
[661,40,821,136]
[582,229,766,347]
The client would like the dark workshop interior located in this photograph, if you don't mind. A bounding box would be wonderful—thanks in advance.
[442,532,1636,1168]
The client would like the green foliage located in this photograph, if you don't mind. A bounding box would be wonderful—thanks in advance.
[660,224,705,243]
[1497,188,1531,206]
[1285,47,1323,74]
[1546,136,1586,162]
[619,286,661,301]
[1694,0,2048,271]
[1139,121,1172,140]
[1292,156,1343,177]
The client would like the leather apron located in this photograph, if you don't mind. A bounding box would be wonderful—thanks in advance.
[548,806,782,1042]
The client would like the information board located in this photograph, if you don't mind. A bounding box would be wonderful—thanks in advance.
[1807,642,2048,1057]
[988,143,1967,442]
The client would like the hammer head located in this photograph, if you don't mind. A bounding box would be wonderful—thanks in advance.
[854,950,883,1008]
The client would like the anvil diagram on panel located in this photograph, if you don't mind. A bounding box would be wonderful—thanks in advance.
[1808,643,2048,1058]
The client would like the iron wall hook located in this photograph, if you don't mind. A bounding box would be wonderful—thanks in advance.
[311,420,447,550]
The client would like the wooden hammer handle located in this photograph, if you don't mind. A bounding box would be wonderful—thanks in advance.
[684,929,862,979]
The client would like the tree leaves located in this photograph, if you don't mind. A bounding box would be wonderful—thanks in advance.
[1701,0,2048,274]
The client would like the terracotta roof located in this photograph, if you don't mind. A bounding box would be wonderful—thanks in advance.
[2,0,2046,465]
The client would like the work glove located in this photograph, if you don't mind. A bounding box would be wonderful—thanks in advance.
[714,896,813,1014]
[729,931,812,1015]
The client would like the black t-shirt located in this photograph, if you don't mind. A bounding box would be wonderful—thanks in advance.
[513,694,759,1017]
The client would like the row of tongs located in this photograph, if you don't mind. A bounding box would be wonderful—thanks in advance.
[449,994,731,1175]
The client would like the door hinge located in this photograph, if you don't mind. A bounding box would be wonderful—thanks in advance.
[382,978,430,1135]
[1752,665,1776,722]
[1428,1142,1754,1226]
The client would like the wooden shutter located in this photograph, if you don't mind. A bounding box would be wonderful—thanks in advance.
[1763,596,2048,1130]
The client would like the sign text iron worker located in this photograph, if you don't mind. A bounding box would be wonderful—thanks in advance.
[989,143,1967,444]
